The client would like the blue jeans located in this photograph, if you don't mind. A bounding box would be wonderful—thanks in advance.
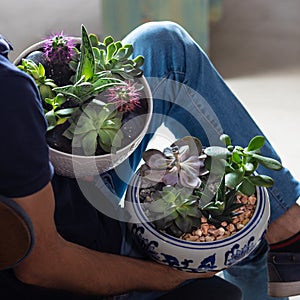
[108,21,300,300]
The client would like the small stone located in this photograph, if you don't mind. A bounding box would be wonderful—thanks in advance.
[226,223,236,232]
[248,195,257,205]
[218,227,226,236]
[201,216,208,223]
[194,229,203,237]
[201,223,209,235]
[208,229,220,237]
[188,235,199,242]
[183,233,191,240]
[242,218,250,225]
[199,236,206,242]
[221,221,228,227]
[236,223,245,230]
[238,214,245,222]
[205,236,215,242]
[241,195,249,204]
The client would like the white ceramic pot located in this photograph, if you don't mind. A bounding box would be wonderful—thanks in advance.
[126,171,270,272]
[14,40,153,178]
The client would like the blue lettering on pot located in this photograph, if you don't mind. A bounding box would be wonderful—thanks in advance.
[224,236,255,266]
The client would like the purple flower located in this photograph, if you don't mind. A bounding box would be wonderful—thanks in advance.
[106,81,141,112]
[44,31,75,63]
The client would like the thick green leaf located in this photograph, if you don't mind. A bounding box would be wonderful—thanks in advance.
[56,107,78,116]
[232,150,242,164]
[225,168,244,189]
[104,36,114,46]
[237,178,256,196]
[45,110,57,130]
[133,55,145,68]
[204,146,230,158]
[81,131,97,156]
[246,135,265,152]
[89,33,99,47]
[106,43,117,62]
[248,175,274,187]
[220,134,232,146]
[75,25,95,82]
[252,153,283,170]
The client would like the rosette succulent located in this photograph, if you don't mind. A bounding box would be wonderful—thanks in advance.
[141,136,207,189]
[144,186,202,238]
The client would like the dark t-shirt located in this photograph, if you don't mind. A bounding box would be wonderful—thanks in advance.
[0,38,122,297]
[0,51,53,197]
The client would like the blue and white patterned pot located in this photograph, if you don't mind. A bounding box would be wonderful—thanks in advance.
[126,172,270,272]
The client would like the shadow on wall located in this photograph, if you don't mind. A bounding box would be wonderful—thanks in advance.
[209,0,300,78]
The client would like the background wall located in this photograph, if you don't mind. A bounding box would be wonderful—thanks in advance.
[209,0,300,181]
[0,0,102,61]
[209,0,300,78]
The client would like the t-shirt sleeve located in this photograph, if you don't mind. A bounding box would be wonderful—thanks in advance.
[0,71,53,197]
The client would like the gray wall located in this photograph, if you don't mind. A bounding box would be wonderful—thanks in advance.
[209,0,300,78]
[0,0,102,61]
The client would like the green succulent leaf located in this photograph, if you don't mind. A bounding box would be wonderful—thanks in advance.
[247,175,274,187]
[204,146,230,158]
[251,153,283,170]
[81,130,98,155]
[220,134,232,146]
[75,25,95,82]
[246,135,265,152]
[225,167,244,189]
[237,177,256,196]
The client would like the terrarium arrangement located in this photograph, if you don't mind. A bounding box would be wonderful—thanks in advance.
[126,134,283,271]
[15,25,152,177]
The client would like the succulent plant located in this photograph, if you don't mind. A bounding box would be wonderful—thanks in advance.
[200,177,244,226]
[63,100,123,155]
[43,31,75,64]
[204,134,283,196]
[106,81,142,112]
[140,136,207,189]
[17,58,57,100]
[69,31,144,81]
[144,186,202,238]
[44,94,78,132]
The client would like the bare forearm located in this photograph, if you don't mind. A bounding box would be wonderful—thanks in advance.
[15,236,197,297]
[13,183,214,297]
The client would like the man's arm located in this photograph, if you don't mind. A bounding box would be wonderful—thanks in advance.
[13,182,214,297]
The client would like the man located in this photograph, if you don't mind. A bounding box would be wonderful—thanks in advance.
[0,30,241,299]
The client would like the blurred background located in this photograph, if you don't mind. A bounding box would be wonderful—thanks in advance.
[1,0,299,298]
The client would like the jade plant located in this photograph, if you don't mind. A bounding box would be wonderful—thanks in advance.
[139,134,283,238]
[17,24,147,156]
